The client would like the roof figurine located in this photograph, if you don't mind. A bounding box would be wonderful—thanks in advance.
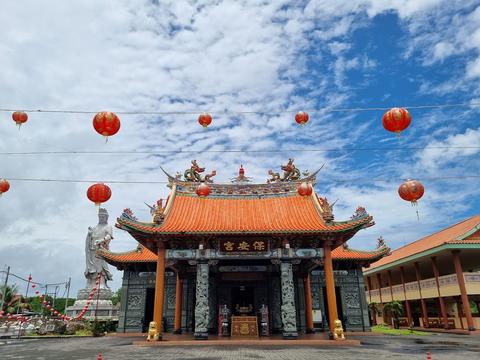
[152,199,165,224]
[376,236,386,249]
[267,158,301,183]
[231,164,252,183]
[183,160,216,183]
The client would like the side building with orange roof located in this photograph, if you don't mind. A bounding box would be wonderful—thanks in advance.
[364,216,480,331]
[98,161,388,340]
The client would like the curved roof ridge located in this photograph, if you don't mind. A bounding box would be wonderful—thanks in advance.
[387,215,480,254]
[367,215,480,271]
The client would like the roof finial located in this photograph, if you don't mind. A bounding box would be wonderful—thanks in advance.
[231,164,252,183]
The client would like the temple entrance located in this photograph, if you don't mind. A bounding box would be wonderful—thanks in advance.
[215,272,271,335]
[322,286,344,330]
[231,286,255,315]
[142,288,155,332]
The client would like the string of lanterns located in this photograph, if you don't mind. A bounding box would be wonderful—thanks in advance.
[72,274,102,321]
[0,273,103,323]
[2,107,423,216]
[7,107,413,132]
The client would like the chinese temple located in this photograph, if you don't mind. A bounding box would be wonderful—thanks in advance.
[99,160,389,340]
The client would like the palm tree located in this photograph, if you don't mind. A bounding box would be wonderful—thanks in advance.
[0,284,21,313]
[383,301,404,329]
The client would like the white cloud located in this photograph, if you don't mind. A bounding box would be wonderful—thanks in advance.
[0,0,479,297]
[416,127,480,172]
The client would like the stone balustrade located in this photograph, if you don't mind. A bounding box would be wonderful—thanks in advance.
[366,272,480,303]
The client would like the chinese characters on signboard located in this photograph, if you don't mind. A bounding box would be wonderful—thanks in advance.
[220,239,268,253]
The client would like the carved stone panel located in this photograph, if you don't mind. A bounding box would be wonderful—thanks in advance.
[194,262,209,336]
[127,290,144,310]
[269,276,282,332]
[208,275,216,330]
[280,261,297,336]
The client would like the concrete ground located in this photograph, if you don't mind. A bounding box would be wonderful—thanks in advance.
[1,333,479,359]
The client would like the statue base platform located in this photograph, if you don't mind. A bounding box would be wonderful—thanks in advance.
[65,287,118,321]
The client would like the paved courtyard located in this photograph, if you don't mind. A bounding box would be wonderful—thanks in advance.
[1,333,479,360]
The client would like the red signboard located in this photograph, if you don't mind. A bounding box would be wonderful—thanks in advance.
[219,239,268,253]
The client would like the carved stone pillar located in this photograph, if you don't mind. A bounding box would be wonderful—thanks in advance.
[280,260,298,339]
[194,261,209,339]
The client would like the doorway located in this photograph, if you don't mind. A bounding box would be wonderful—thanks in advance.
[142,288,155,332]
[231,285,255,315]
[322,286,344,329]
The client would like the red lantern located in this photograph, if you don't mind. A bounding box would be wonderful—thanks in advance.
[398,179,424,204]
[0,179,10,196]
[382,108,411,135]
[295,111,309,126]
[93,112,121,140]
[87,183,111,206]
[12,111,28,128]
[196,183,211,197]
[398,179,425,220]
[198,113,212,128]
[297,182,313,197]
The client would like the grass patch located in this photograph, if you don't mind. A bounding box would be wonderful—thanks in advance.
[372,324,430,336]
[74,329,93,336]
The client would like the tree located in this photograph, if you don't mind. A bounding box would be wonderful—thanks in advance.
[0,285,21,313]
[111,288,122,306]
[383,301,404,329]
[368,302,378,325]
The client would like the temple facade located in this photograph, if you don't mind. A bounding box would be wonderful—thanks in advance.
[100,161,388,339]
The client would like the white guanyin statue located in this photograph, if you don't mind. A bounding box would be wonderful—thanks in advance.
[84,208,113,289]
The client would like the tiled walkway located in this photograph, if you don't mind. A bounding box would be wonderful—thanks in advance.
[1,332,479,359]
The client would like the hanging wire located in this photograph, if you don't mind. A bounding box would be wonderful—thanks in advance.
[0,101,480,116]
[0,145,479,156]
[1,175,479,185]
[0,270,69,287]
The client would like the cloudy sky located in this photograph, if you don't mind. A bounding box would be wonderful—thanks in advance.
[1,0,479,295]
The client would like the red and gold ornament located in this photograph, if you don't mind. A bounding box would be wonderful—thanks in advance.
[0,179,10,196]
[197,113,212,128]
[297,182,313,197]
[93,111,121,140]
[195,183,211,197]
[398,179,425,219]
[12,111,28,128]
[87,183,112,206]
[295,111,309,126]
[382,107,411,136]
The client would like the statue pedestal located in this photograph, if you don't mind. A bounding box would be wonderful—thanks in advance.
[66,287,118,321]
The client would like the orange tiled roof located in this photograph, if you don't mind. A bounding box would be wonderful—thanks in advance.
[368,215,480,270]
[100,244,386,265]
[99,246,156,263]
[117,193,372,235]
[332,245,389,261]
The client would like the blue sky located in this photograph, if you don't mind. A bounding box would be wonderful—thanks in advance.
[0,0,479,293]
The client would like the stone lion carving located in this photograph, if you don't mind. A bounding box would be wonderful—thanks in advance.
[333,319,345,340]
[147,321,159,341]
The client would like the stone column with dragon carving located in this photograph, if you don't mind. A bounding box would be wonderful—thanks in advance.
[194,260,210,340]
[280,260,298,339]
